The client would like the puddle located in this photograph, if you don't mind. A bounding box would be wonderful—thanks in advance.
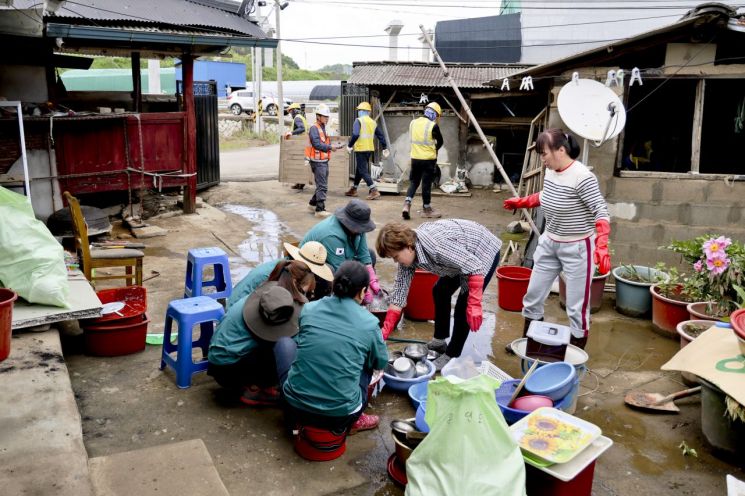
[221,204,291,282]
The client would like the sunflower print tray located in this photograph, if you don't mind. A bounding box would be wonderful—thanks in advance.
[510,407,601,464]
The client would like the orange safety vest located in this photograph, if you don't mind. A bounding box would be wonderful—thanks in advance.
[305,123,331,162]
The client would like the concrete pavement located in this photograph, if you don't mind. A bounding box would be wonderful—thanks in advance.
[220,144,279,182]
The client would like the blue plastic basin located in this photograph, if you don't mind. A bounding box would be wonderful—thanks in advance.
[408,380,429,410]
[383,359,435,392]
[525,361,576,401]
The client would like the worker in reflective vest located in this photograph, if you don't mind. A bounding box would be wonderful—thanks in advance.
[404,102,443,220]
[345,102,389,201]
[305,103,343,218]
[286,102,309,191]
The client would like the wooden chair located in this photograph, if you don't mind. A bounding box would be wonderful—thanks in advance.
[63,191,144,287]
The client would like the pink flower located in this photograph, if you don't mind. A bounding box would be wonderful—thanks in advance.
[706,255,730,275]
[703,236,731,258]
[693,260,703,272]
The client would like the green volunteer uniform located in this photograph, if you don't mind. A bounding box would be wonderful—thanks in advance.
[300,216,372,272]
[282,296,388,417]
[227,258,282,308]
[207,295,258,366]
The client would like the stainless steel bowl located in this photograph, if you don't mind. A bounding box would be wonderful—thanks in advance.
[426,349,440,361]
[404,343,428,362]
[388,350,404,364]
[392,357,416,378]
[414,361,430,377]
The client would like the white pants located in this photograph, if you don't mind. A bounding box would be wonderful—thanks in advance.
[522,234,595,339]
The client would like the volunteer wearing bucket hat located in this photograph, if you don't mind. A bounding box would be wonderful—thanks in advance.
[227,241,333,308]
[300,199,381,303]
[208,274,310,406]
[376,220,501,371]
[274,261,389,440]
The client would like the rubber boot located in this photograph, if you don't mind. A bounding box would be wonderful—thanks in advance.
[570,334,588,350]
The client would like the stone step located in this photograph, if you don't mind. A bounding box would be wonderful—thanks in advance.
[0,331,94,496]
[89,439,230,496]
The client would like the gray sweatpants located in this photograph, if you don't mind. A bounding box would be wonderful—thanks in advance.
[522,234,595,340]
[309,160,328,207]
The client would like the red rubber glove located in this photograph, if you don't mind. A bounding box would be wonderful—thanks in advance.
[503,193,540,211]
[465,275,485,332]
[594,219,611,275]
[381,307,402,340]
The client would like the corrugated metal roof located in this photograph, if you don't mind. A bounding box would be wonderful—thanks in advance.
[46,0,266,38]
[349,62,530,89]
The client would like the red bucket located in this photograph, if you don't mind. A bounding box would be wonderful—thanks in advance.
[83,313,150,357]
[404,270,438,321]
[496,266,532,312]
[294,425,347,461]
[0,288,18,363]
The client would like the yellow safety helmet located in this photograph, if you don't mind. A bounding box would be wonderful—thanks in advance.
[356,102,372,112]
[426,102,442,116]
[287,102,301,111]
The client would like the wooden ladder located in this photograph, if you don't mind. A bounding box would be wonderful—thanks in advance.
[516,107,548,222]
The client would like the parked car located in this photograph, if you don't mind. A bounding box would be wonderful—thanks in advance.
[227,90,292,116]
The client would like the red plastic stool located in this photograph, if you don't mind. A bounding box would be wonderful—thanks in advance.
[293,425,347,461]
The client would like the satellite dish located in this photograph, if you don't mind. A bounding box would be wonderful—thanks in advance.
[557,75,626,146]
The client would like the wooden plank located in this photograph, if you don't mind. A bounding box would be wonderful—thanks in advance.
[690,79,705,174]
[279,135,350,189]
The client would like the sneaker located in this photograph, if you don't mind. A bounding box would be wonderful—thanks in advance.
[349,413,379,435]
[432,353,452,372]
[426,338,447,355]
[315,210,331,218]
[422,206,442,219]
[345,187,358,197]
[366,189,381,200]
[240,385,280,407]
[402,203,411,220]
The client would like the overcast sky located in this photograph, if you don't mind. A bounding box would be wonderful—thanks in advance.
[253,0,741,70]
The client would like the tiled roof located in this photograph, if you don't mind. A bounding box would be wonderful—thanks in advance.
[349,61,531,89]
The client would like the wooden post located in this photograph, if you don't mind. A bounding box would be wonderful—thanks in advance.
[182,54,197,214]
[131,52,141,113]
[690,79,705,174]
[457,99,469,172]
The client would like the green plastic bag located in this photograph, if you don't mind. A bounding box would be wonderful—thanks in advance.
[0,187,69,307]
[405,375,526,496]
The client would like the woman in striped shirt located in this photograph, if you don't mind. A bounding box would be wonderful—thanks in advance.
[503,129,611,349]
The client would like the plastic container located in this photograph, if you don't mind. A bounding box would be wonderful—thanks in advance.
[650,284,692,337]
[699,377,745,457]
[512,395,553,412]
[612,265,667,318]
[408,380,429,410]
[496,379,572,425]
[559,272,608,314]
[85,286,147,326]
[496,266,532,312]
[83,313,150,356]
[383,359,435,392]
[525,362,577,401]
[526,321,571,363]
[404,270,438,321]
[0,288,18,362]
[415,401,429,432]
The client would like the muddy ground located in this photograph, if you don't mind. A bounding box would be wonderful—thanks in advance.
[64,181,744,495]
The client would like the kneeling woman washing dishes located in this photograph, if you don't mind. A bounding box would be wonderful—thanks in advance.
[275,260,389,437]
[207,260,315,406]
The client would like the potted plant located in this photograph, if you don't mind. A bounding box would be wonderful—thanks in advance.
[612,264,668,318]
[675,319,716,385]
[666,236,745,322]
[558,267,609,314]
[650,265,698,337]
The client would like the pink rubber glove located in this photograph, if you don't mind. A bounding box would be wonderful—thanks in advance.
[594,219,611,275]
[503,192,541,211]
[362,290,373,305]
[366,265,381,294]
[465,275,485,332]
[381,307,402,340]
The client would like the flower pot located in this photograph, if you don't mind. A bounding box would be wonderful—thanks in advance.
[650,284,694,338]
[686,302,720,321]
[558,272,609,314]
[699,377,745,458]
[612,265,668,318]
[676,320,715,385]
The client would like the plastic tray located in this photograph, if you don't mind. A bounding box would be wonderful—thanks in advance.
[510,407,601,464]
[524,435,613,482]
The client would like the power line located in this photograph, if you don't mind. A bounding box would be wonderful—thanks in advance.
[294,0,744,10]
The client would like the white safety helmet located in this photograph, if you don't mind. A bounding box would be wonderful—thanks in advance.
[315,103,330,117]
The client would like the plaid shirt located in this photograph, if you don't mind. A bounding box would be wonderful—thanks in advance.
[389,219,502,308]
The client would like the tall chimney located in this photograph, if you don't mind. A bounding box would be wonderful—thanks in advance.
[384,20,404,61]
[418,28,433,62]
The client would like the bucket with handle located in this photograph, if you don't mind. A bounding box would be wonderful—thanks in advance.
[0,288,19,362]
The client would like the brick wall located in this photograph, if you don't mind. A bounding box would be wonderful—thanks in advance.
[0,120,49,174]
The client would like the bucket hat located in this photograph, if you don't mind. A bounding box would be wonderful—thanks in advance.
[242,282,300,342]
[335,199,375,234]
[284,241,333,281]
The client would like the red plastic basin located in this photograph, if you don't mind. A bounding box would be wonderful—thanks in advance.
[83,312,149,357]
[89,286,147,324]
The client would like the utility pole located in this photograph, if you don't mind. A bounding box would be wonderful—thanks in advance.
[275,0,284,137]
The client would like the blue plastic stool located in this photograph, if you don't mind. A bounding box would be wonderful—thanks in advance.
[160,296,225,388]
[184,247,232,300]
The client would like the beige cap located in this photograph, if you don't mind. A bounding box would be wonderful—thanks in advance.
[283,241,334,281]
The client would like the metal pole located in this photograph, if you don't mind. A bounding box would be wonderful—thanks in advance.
[419,25,540,237]
[275,1,284,137]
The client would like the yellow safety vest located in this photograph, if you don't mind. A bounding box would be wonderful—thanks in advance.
[353,115,376,152]
[292,114,308,135]
[410,117,436,160]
